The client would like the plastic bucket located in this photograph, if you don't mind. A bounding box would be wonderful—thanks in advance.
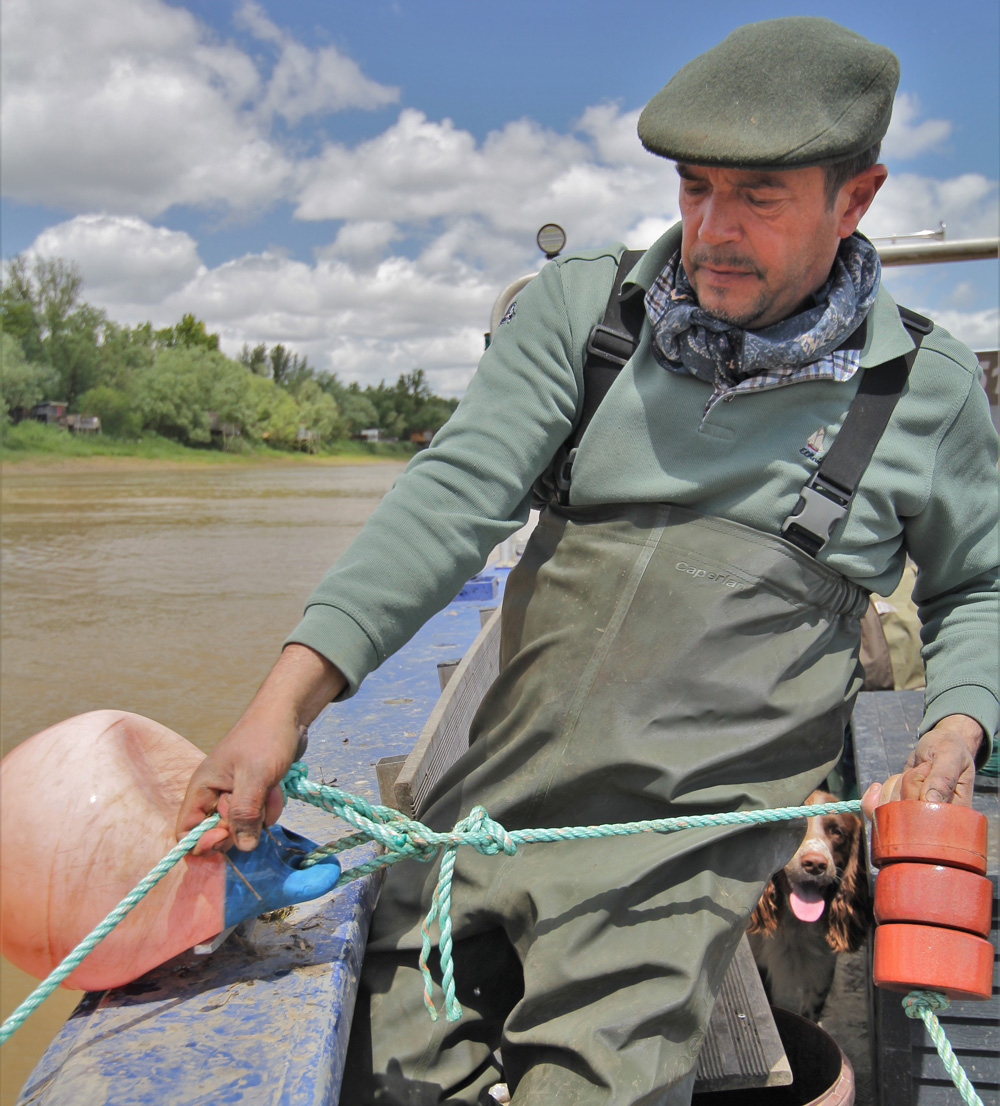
[693,1007,854,1105]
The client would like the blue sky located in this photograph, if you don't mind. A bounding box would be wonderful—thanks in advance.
[2,0,997,393]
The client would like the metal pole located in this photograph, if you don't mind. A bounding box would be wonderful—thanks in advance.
[878,237,999,266]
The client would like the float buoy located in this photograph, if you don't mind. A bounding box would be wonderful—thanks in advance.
[871,800,992,1000]
[0,711,340,991]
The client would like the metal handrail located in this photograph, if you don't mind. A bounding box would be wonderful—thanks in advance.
[878,237,999,266]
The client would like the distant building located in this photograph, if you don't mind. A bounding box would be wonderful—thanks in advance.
[30,401,68,424]
[64,414,101,433]
[208,412,241,447]
[296,426,319,452]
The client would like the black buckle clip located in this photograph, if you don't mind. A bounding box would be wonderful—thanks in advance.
[781,475,851,554]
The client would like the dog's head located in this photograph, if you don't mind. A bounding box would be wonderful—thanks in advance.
[749,789,870,953]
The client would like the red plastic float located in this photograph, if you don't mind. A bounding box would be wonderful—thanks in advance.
[873,923,995,1000]
[871,800,988,873]
[870,798,993,1001]
[874,862,992,937]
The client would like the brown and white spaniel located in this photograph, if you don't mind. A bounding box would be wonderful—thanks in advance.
[747,789,871,1021]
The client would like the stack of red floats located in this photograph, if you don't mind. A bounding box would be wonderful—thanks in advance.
[871,800,993,1000]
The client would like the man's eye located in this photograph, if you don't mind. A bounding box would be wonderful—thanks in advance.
[747,194,778,208]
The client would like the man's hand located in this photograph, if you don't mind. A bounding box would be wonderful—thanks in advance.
[862,713,983,820]
[176,644,346,854]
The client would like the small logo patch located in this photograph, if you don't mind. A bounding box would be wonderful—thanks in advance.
[799,427,826,461]
[498,301,516,326]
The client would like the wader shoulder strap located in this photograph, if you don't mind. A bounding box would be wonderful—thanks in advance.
[781,306,933,557]
[555,249,645,503]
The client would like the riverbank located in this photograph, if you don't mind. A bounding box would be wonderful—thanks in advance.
[0,421,416,467]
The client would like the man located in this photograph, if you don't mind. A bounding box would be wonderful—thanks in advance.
[178,17,998,1105]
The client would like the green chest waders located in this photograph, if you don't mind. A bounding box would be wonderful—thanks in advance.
[344,503,868,1106]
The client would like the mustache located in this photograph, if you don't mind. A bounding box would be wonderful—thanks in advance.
[688,250,763,278]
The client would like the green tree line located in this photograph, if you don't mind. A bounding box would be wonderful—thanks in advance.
[1,256,459,450]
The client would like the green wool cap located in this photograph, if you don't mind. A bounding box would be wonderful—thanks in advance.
[638,17,899,169]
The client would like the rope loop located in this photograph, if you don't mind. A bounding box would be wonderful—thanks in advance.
[903,989,951,1017]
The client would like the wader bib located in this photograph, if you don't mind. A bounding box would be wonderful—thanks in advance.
[343,503,868,1106]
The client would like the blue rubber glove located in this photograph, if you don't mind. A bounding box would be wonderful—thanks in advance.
[223,824,341,927]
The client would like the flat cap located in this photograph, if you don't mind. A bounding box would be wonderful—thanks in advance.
[638,17,899,169]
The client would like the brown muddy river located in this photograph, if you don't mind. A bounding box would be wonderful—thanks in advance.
[0,456,406,1105]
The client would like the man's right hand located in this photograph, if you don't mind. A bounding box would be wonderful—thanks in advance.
[175,644,346,854]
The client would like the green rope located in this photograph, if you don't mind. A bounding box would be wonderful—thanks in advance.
[281,765,863,1018]
[0,814,220,1047]
[903,991,985,1106]
[284,764,989,1105]
[0,764,989,1106]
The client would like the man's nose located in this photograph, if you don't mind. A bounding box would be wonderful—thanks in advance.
[698,196,742,245]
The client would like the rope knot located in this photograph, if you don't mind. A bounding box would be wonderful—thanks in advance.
[903,989,951,1017]
[456,806,516,856]
[387,826,439,864]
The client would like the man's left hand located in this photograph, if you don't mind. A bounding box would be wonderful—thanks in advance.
[862,713,983,819]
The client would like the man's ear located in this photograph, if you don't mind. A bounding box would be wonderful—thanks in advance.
[837,164,888,238]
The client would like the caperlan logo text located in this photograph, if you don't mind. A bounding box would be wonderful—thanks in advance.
[674,561,746,589]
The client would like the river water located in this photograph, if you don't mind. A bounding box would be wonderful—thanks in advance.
[0,456,407,1105]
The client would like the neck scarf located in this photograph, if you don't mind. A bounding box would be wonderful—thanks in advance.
[645,233,881,399]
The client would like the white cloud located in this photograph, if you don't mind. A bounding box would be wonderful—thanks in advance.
[862,172,999,242]
[317,221,402,265]
[0,0,397,216]
[10,7,993,398]
[293,106,678,279]
[28,215,203,303]
[575,103,651,168]
[882,92,952,161]
[923,308,999,352]
[235,1,398,125]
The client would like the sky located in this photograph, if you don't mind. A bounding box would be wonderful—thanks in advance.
[2,0,997,396]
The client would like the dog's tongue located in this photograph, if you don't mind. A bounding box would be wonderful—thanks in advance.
[790,886,826,923]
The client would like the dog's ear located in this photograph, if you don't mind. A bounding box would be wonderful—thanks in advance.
[826,820,872,953]
[748,875,782,937]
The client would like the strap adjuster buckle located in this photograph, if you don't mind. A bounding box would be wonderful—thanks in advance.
[781,476,851,555]
[554,447,578,502]
[585,323,637,368]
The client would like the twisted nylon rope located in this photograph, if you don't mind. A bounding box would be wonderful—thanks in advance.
[0,769,988,1106]
[285,764,989,1104]
[0,813,220,1046]
[903,991,984,1106]
[282,764,864,1020]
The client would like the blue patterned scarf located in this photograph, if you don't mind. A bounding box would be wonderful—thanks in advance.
[645,233,881,402]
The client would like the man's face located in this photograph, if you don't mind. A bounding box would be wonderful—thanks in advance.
[677,163,846,330]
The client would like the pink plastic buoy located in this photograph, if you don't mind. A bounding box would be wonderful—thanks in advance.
[0,710,340,992]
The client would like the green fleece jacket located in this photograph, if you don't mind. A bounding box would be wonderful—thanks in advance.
[288,224,999,744]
